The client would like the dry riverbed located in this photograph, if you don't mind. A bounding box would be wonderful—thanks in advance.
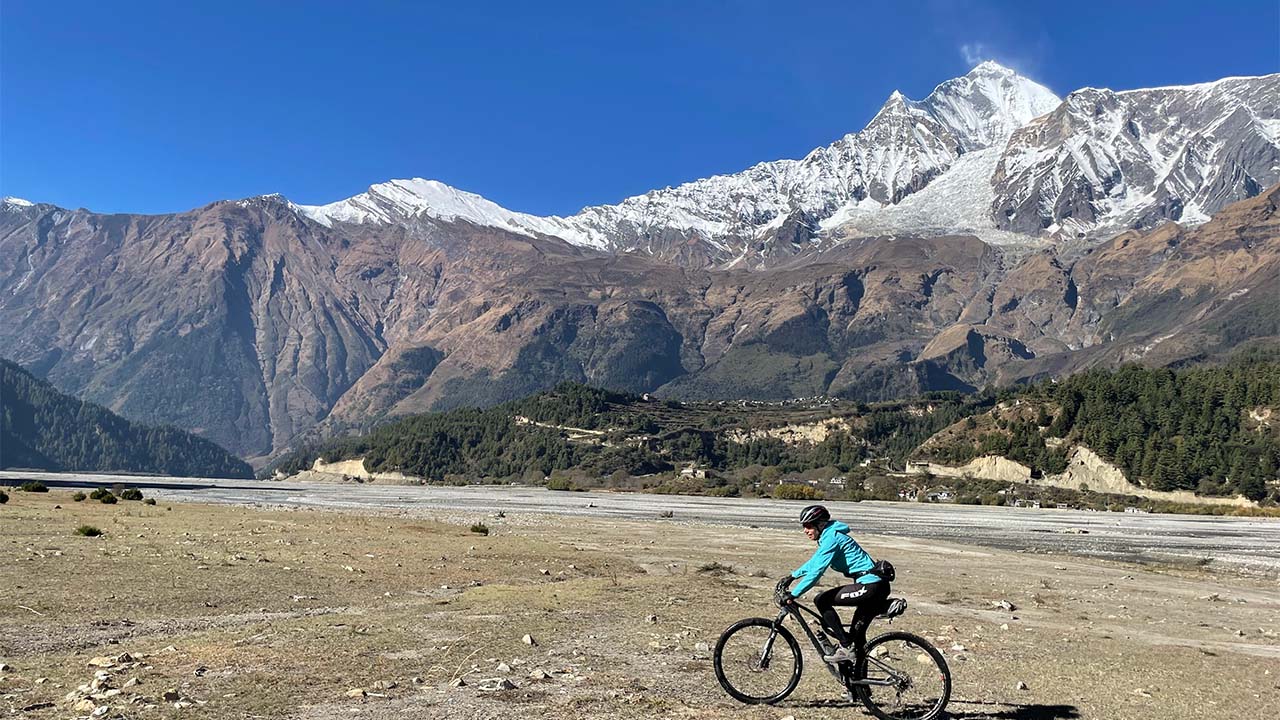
[1,491,1277,719]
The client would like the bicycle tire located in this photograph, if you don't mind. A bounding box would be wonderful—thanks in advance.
[855,630,951,720]
[713,617,803,704]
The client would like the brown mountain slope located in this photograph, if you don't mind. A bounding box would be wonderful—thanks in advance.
[2,187,1276,463]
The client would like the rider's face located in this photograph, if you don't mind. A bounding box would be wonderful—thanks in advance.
[803,523,819,542]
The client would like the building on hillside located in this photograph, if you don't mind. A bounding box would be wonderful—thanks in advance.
[680,464,709,480]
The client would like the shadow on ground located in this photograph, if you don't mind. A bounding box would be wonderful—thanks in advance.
[944,700,1081,719]
[787,698,1080,719]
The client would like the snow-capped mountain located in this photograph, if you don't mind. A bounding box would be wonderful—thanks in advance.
[298,62,1062,261]
[295,179,606,249]
[285,64,1280,261]
[993,74,1280,237]
[13,64,1279,265]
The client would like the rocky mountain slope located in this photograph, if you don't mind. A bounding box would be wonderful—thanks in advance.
[4,184,1278,463]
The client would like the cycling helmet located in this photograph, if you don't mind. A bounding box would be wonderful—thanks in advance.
[799,504,830,526]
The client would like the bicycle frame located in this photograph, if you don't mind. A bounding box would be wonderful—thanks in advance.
[770,601,901,688]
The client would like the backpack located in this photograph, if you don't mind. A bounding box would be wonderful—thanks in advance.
[873,559,896,582]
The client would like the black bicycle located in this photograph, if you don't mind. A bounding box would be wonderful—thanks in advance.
[713,577,951,720]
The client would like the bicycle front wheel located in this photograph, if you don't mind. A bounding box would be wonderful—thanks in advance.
[713,617,802,704]
[856,631,951,720]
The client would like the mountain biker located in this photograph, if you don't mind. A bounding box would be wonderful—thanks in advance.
[780,504,889,664]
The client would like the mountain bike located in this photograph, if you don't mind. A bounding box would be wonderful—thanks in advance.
[713,577,951,720]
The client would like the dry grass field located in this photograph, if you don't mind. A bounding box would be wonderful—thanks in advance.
[2,490,1277,719]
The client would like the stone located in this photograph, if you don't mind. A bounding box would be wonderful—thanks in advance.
[162,689,181,702]
[91,705,111,717]
[449,678,466,688]
[522,634,536,646]
[73,699,97,713]
[1016,681,1029,691]
[645,614,658,624]
[496,663,511,673]
[372,680,397,689]
[21,701,55,712]
[411,677,425,685]
[992,600,1016,611]
[345,688,367,698]
[529,669,551,680]
[123,678,140,688]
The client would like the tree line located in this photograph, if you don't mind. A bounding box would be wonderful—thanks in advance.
[1,359,253,479]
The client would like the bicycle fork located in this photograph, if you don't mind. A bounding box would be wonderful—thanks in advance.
[756,608,789,670]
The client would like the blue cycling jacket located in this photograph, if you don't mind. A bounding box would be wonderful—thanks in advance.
[789,520,880,597]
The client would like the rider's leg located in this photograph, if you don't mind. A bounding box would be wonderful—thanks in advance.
[847,580,892,654]
[813,586,851,647]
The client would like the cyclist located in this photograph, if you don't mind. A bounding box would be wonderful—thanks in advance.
[781,504,889,664]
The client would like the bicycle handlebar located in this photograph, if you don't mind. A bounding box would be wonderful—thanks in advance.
[773,576,795,606]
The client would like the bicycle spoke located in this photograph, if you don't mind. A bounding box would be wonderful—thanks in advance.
[717,624,798,702]
[861,636,949,720]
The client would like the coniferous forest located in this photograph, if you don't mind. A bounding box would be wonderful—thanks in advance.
[1,359,253,478]
[1036,350,1279,500]
[269,351,1280,504]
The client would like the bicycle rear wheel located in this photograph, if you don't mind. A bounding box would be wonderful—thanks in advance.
[713,618,802,704]
[855,631,951,720]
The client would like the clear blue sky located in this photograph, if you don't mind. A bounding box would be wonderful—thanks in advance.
[3,1,1277,216]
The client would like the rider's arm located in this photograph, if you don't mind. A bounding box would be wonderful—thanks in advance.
[789,536,837,597]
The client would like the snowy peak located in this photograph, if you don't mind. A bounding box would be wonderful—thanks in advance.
[922,63,1061,151]
[295,178,605,248]
[994,73,1280,236]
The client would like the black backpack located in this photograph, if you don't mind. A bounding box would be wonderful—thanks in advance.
[873,559,896,582]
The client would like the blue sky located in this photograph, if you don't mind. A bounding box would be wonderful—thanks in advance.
[2,1,1277,216]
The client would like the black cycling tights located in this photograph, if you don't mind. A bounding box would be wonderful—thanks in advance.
[813,580,890,649]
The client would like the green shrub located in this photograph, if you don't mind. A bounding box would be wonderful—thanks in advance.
[75,525,103,537]
[89,488,108,500]
[773,483,820,500]
[470,523,489,536]
[120,488,144,501]
[143,498,157,506]
[546,476,575,491]
[19,480,48,493]
[72,491,87,502]
[99,493,118,505]
[0,489,7,504]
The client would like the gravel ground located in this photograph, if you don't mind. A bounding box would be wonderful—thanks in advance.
[5,471,1279,576]
[1,483,1277,720]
